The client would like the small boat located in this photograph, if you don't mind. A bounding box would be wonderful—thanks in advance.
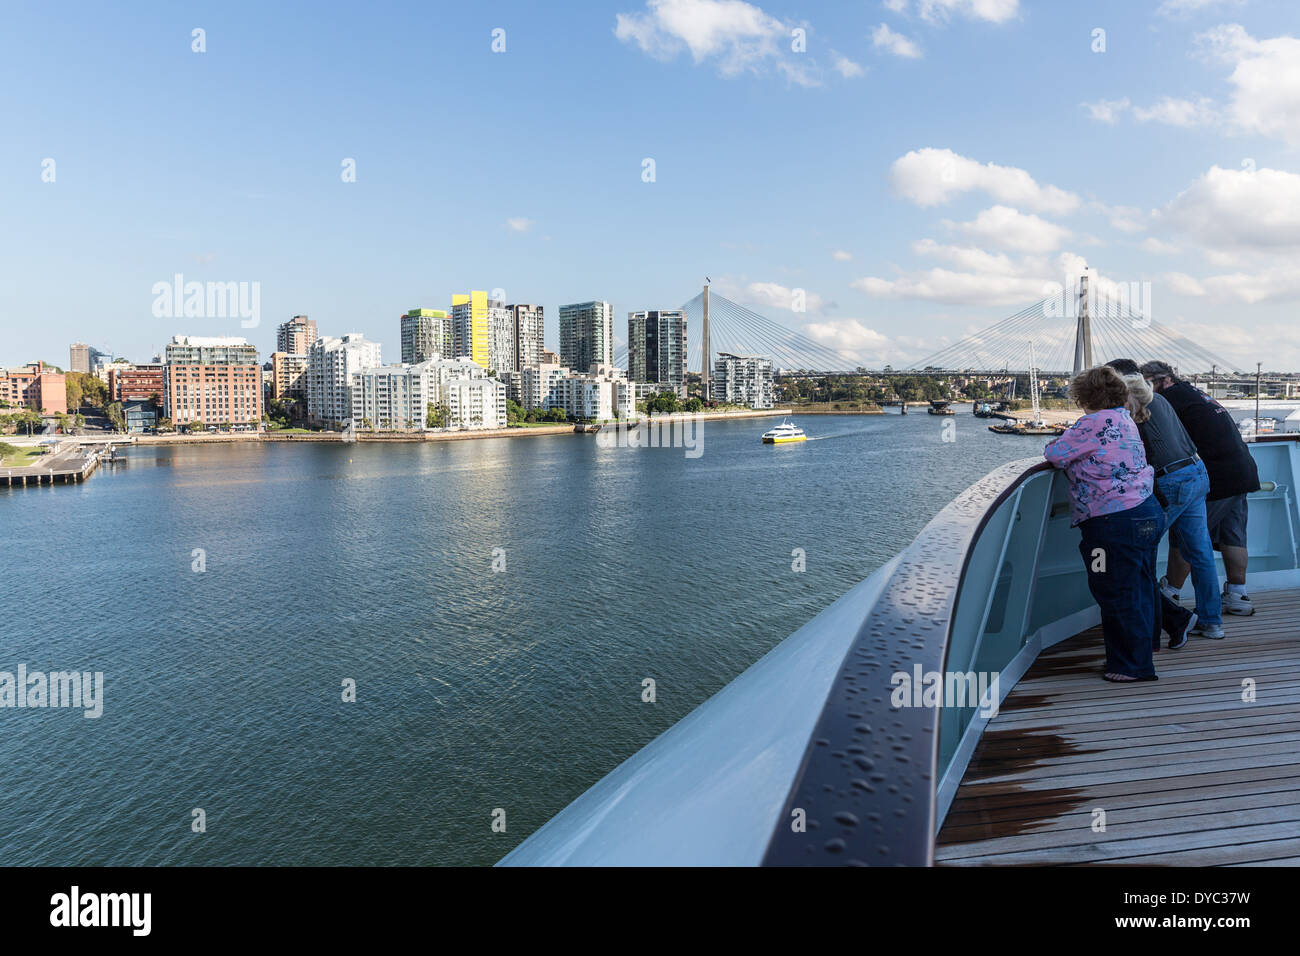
[927,401,955,416]
[762,419,807,444]
[1239,417,1278,438]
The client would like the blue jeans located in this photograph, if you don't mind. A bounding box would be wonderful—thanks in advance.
[1158,460,1223,628]
[1078,495,1166,679]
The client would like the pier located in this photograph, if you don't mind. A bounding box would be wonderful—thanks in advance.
[1,443,104,487]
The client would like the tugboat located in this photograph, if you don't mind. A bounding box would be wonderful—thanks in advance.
[761,419,807,444]
[927,401,955,416]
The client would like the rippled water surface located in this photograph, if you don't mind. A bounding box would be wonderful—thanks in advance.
[0,413,1036,865]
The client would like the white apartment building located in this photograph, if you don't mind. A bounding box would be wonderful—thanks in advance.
[445,376,507,430]
[712,352,774,409]
[548,364,633,421]
[308,334,382,429]
[520,362,571,411]
[488,302,515,374]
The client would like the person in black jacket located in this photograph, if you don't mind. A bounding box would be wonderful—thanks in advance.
[1140,361,1261,616]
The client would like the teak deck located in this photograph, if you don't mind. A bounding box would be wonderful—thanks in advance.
[937,588,1300,866]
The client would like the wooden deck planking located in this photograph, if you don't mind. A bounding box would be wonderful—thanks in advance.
[937,588,1300,865]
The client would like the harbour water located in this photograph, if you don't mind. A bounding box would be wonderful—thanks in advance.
[1,413,1037,865]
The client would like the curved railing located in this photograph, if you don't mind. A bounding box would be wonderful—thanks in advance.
[501,435,1300,866]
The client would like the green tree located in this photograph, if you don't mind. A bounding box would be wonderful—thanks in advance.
[426,402,450,429]
[506,399,524,424]
[105,402,126,431]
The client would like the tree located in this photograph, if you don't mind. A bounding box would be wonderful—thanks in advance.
[105,401,126,432]
[189,419,206,432]
[506,399,524,424]
[426,402,449,429]
[685,397,704,413]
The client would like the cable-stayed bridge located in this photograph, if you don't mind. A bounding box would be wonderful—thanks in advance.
[608,276,1238,383]
[909,276,1238,376]
[612,288,856,376]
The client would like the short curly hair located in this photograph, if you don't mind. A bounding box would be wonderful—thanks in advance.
[1069,365,1130,412]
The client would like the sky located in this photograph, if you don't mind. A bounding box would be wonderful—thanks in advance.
[2,0,1299,372]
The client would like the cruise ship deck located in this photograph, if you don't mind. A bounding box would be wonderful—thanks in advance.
[937,588,1300,866]
[502,434,1300,867]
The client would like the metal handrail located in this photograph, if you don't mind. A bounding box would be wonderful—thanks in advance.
[760,457,1051,866]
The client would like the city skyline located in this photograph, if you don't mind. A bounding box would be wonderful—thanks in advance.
[4,1,1300,372]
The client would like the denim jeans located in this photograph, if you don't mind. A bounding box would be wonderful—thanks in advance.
[1078,495,1166,679]
[1158,460,1223,627]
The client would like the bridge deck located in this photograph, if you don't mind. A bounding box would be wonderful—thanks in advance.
[937,587,1300,866]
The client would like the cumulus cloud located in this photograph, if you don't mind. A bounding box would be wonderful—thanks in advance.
[831,51,865,77]
[1157,0,1245,17]
[947,205,1071,253]
[615,0,820,85]
[1083,25,1300,146]
[1196,24,1300,145]
[1082,98,1130,124]
[872,23,922,58]
[1163,271,1206,296]
[1161,165,1300,251]
[889,148,1080,214]
[887,0,1020,23]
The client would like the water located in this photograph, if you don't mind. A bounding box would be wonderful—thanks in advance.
[0,413,1037,865]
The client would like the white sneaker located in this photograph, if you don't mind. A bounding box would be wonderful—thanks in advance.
[1223,589,1255,616]
[1191,622,1226,639]
[1159,576,1180,603]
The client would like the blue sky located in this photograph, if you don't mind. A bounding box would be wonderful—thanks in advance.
[3,0,1299,371]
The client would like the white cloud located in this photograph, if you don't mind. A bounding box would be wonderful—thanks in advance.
[1131,96,1218,127]
[1162,165,1300,251]
[889,147,1080,214]
[947,205,1071,253]
[615,0,819,84]
[505,217,534,233]
[831,51,865,78]
[803,319,890,352]
[906,0,1020,24]
[831,249,853,261]
[1142,237,1181,255]
[1082,98,1130,124]
[1196,25,1300,146]
[872,23,922,58]
[1088,26,1300,146]
[1163,271,1206,296]
[911,239,1017,273]
[1200,267,1300,304]
[1157,0,1245,17]
[713,277,827,312]
[852,269,1050,306]
[1092,201,1148,234]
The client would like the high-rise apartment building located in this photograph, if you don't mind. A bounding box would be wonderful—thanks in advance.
[163,336,263,427]
[276,315,317,355]
[69,343,90,374]
[559,301,614,374]
[400,309,453,364]
[712,353,774,408]
[307,334,382,429]
[271,352,310,401]
[487,300,515,373]
[451,292,490,369]
[511,304,544,372]
[628,310,687,396]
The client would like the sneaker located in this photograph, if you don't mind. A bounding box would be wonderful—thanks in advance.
[1223,589,1255,616]
[1192,622,1226,639]
[1169,611,1196,650]
[1159,576,1180,603]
